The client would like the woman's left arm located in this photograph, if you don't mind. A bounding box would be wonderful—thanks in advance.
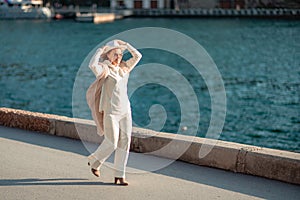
[116,40,142,73]
[124,43,142,72]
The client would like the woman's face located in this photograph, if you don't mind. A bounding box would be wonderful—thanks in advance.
[107,48,123,66]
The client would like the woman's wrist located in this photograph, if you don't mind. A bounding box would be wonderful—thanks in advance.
[116,40,127,46]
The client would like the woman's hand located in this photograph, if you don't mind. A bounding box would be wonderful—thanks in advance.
[115,39,127,46]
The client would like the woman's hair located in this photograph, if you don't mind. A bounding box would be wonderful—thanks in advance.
[100,51,108,61]
[100,48,127,69]
[100,48,118,62]
[104,48,124,61]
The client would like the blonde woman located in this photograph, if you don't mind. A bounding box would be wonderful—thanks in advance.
[86,39,142,186]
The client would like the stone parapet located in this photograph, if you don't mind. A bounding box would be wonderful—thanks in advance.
[0,107,299,185]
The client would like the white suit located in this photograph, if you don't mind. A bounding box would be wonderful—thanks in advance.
[87,42,142,178]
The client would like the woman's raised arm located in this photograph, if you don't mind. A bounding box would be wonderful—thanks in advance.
[124,43,142,72]
[88,48,104,77]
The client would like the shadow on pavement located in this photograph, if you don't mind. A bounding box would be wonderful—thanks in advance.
[0,178,117,186]
[0,126,90,156]
[154,159,299,199]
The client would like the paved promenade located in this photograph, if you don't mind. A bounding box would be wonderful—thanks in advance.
[0,125,299,200]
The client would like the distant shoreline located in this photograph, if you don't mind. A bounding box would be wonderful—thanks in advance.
[128,8,300,20]
[52,8,300,20]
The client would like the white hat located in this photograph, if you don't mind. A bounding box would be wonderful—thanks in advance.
[100,40,127,61]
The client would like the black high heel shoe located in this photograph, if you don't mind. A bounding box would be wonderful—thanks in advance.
[114,177,129,186]
[88,162,100,177]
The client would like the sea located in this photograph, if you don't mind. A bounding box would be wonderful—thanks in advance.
[0,18,299,152]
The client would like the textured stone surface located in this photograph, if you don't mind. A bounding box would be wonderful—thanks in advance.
[0,107,103,144]
[244,148,300,184]
[71,118,104,144]
[181,141,239,171]
[0,107,54,134]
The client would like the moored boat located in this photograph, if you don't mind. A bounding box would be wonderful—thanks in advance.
[0,0,52,19]
[75,12,116,24]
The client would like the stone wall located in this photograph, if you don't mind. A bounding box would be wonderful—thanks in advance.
[0,107,299,185]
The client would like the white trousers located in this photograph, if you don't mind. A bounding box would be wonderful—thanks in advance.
[88,112,132,178]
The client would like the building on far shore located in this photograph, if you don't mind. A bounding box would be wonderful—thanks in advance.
[44,0,299,9]
[108,0,299,9]
[110,0,164,9]
[109,0,215,9]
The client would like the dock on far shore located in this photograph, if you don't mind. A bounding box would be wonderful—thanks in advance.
[53,7,300,21]
[132,8,300,19]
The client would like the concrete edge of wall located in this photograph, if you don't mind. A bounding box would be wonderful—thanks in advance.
[0,107,299,185]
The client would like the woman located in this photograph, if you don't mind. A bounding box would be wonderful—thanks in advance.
[86,39,142,186]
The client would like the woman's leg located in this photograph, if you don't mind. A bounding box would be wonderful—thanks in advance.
[89,114,120,170]
[114,112,132,178]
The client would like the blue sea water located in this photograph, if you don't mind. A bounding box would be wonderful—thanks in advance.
[0,18,299,152]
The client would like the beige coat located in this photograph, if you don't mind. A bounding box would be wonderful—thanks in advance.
[86,64,109,136]
[86,43,142,136]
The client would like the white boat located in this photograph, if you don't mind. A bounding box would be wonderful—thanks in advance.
[0,0,52,19]
[75,12,94,22]
[75,12,116,24]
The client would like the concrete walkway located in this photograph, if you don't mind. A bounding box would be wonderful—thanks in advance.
[0,125,299,200]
